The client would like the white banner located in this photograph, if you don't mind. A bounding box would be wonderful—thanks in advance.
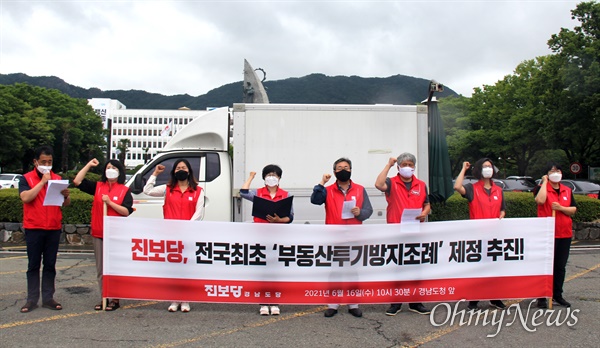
[104,217,554,304]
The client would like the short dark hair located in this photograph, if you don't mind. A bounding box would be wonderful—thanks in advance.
[543,161,562,174]
[100,159,127,184]
[34,145,53,160]
[262,164,282,179]
[333,157,352,170]
[472,157,495,180]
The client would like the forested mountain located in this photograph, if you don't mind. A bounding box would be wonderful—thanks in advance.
[0,73,458,109]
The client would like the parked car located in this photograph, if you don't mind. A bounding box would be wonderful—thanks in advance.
[452,176,479,186]
[561,180,600,198]
[495,178,536,192]
[0,173,24,189]
[452,177,507,189]
[506,176,536,186]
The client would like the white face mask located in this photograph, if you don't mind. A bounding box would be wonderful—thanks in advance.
[265,175,279,187]
[481,167,493,179]
[549,172,562,183]
[398,166,415,178]
[106,168,119,179]
[37,165,52,175]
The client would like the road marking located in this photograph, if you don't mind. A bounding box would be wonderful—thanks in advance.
[566,262,600,281]
[0,281,97,297]
[0,255,28,260]
[406,262,600,347]
[0,301,158,329]
[0,263,95,275]
[149,306,328,348]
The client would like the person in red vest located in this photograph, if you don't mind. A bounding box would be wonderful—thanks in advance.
[19,145,71,313]
[74,158,134,311]
[454,158,506,311]
[240,164,293,316]
[143,159,205,312]
[311,157,373,318]
[375,153,431,316]
[533,162,577,309]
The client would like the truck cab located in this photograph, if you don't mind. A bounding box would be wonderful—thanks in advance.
[127,107,233,222]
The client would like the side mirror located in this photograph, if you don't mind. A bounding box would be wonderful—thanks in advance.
[131,174,144,194]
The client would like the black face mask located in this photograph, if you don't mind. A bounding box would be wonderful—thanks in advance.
[334,169,351,182]
[174,170,189,181]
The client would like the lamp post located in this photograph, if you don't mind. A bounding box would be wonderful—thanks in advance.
[498,156,511,178]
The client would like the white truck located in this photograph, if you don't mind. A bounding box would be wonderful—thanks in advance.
[128,103,429,224]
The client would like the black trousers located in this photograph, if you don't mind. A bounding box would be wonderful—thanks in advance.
[553,237,572,298]
[25,228,61,303]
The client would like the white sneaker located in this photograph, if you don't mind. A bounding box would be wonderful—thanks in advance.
[270,306,280,315]
[259,306,270,315]
[180,302,191,312]
[168,302,179,312]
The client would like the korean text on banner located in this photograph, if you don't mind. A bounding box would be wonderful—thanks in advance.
[103,217,554,304]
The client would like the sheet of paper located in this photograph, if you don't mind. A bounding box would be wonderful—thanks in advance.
[401,208,422,224]
[341,199,356,219]
[43,180,69,206]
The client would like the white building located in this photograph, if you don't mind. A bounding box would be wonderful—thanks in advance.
[88,98,212,169]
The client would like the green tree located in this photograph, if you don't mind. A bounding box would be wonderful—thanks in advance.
[117,138,131,166]
[0,83,105,172]
[438,95,477,176]
[466,57,550,176]
[0,86,55,171]
[544,1,600,174]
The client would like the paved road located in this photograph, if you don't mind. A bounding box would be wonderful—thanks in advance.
[1,242,598,348]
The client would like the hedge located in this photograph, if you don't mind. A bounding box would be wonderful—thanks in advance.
[0,189,598,224]
[429,192,600,223]
[0,188,92,224]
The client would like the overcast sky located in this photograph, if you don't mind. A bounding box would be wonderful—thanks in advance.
[0,0,581,98]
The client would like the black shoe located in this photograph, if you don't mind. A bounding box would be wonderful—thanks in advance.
[490,300,506,310]
[324,308,338,317]
[408,303,430,315]
[468,301,479,310]
[385,304,402,316]
[348,308,362,317]
[553,297,571,307]
[537,298,548,309]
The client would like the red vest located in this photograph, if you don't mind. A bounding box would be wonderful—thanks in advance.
[253,186,289,223]
[324,181,365,225]
[22,170,63,230]
[163,185,202,220]
[468,181,504,219]
[91,182,129,238]
[537,183,573,238]
[385,175,427,223]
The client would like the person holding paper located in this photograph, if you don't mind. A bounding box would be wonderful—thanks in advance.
[240,164,293,316]
[19,145,70,313]
[311,157,373,318]
[454,158,506,311]
[375,153,431,316]
[73,158,134,312]
[143,159,205,312]
[533,162,576,309]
